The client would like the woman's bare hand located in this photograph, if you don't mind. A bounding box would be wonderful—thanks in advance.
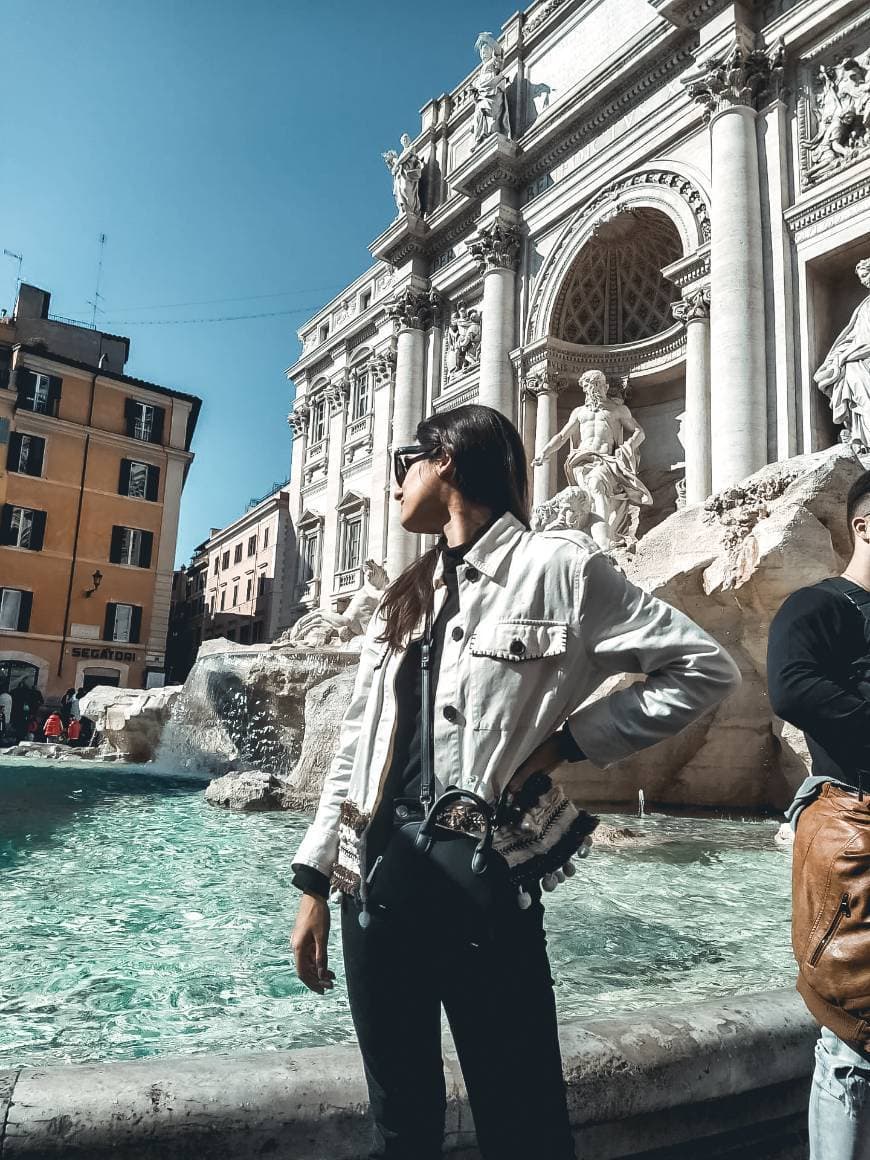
[507,733,564,794]
[291,893,335,995]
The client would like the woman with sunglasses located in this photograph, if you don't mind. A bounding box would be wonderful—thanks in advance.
[291,403,740,1160]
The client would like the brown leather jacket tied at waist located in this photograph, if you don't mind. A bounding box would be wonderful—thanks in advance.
[792,783,870,1052]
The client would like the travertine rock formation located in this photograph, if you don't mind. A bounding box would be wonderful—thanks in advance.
[79,685,183,764]
[559,445,864,811]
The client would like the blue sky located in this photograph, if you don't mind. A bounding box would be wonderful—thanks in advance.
[1,0,511,564]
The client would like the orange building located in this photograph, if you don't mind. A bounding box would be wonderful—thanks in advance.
[0,283,201,705]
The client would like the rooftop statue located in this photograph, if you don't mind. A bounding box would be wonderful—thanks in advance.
[382,134,424,218]
[532,370,653,550]
[814,258,870,453]
[472,32,511,145]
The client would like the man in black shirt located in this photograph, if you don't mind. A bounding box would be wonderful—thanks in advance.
[768,468,870,1160]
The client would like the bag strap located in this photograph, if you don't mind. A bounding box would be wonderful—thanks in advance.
[818,577,870,624]
[420,609,436,812]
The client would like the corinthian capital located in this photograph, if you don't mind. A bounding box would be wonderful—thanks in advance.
[387,286,439,330]
[684,39,785,119]
[326,379,349,413]
[671,286,711,324]
[470,220,521,273]
[287,402,310,437]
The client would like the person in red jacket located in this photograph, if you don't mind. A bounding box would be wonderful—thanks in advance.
[66,717,81,745]
[43,712,64,741]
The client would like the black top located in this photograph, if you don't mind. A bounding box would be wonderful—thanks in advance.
[292,520,586,899]
[767,580,870,789]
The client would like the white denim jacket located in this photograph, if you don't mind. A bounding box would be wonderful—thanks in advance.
[293,513,741,893]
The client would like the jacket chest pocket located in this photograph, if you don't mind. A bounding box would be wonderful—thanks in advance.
[468,620,568,732]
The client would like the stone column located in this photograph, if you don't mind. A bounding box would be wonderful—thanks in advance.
[319,379,349,603]
[530,374,558,507]
[470,219,521,421]
[672,288,712,504]
[286,401,309,523]
[685,40,781,492]
[386,287,436,580]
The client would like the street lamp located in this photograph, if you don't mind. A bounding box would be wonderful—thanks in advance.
[84,569,103,598]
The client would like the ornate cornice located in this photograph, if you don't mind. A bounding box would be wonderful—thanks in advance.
[590,168,711,242]
[469,221,521,273]
[662,245,711,289]
[784,163,870,239]
[671,285,710,323]
[387,287,440,330]
[683,39,785,120]
[433,382,479,411]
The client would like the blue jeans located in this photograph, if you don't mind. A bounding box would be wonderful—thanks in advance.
[810,1028,870,1160]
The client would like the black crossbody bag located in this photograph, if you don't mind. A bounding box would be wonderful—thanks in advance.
[359,615,597,940]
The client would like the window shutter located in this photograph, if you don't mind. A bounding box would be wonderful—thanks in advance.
[139,530,154,569]
[0,504,12,545]
[48,376,62,417]
[17,591,33,632]
[119,459,131,496]
[130,605,142,644]
[16,370,35,406]
[124,398,137,437]
[29,510,46,552]
[109,525,124,564]
[145,464,160,502]
[8,431,21,471]
[103,602,118,641]
[30,436,45,477]
[150,406,165,445]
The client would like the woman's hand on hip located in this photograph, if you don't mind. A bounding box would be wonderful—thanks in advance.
[291,893,335,995]
[508,733,564,794]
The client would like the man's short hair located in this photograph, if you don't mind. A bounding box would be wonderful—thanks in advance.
[846,470,870,537]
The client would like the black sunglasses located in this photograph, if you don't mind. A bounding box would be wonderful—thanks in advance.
[393,444,438,486]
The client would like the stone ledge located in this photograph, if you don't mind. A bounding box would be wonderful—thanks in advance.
[0,989,815,1158]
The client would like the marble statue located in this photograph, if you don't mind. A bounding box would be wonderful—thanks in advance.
[532,370,653,549]
[814,258,870,453]
[383,134,424,217]
[445,303,482,381]
[282,560,389,649]
[472,32,511,144]
[530,487,592,534]
[805,48,870,181]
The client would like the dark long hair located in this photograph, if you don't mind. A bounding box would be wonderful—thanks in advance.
[378,404,529,648]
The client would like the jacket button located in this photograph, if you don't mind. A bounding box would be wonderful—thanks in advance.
[443,705,458,723]
[509,639,526,657]
[451,626,464,641]
[465,566,480,582]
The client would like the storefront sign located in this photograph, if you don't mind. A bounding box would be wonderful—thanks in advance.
[70,647,137,662]
[71,624,101,640]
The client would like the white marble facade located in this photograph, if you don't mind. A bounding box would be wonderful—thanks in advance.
[285,0,870,617]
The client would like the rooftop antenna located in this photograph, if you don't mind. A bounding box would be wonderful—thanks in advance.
[88,233,107,327]
[3,249,23,313]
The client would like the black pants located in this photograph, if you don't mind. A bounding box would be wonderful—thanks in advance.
[341,886,576,1160]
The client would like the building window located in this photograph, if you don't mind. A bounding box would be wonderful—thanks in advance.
[233,543,243,564]
[246,577,253,602]
[0,588,32,632]
[221,550,230,570]
[253,620,264,643]
[319,322,330,342]
[8,432,45,477]
[340,516,362,572]
[263,527,269,549]
[247,534,257,556]
[119,459,159,501]
[310,397,327,444]
[17,371,61,416]
[258,572,267,596]
[103,602,142,643]
[0,505,46,551]
[232,582,239,606]
[109,526,153,568]
[220,589,226,611]
[360,290,372,311]
[350,369,371,422]
[213,557,220,575]
[302,532,319,581]
[125,399,165,444]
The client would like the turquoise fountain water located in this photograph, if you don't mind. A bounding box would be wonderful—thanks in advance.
[0,760,794,1068]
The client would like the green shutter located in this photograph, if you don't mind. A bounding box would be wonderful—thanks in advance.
[29,510,46,552]
[119,459,131,495]
[130,606,142,644]
[124,398,137,437]
[7,431,21,471]
[145,464,159,502]
[30,436,45,477]
[103,603,117,641]
[17,591,33,632]
[0,504,12,545]
[150,406,165,444]
[109,526,124,563]
[139,531,153,569]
